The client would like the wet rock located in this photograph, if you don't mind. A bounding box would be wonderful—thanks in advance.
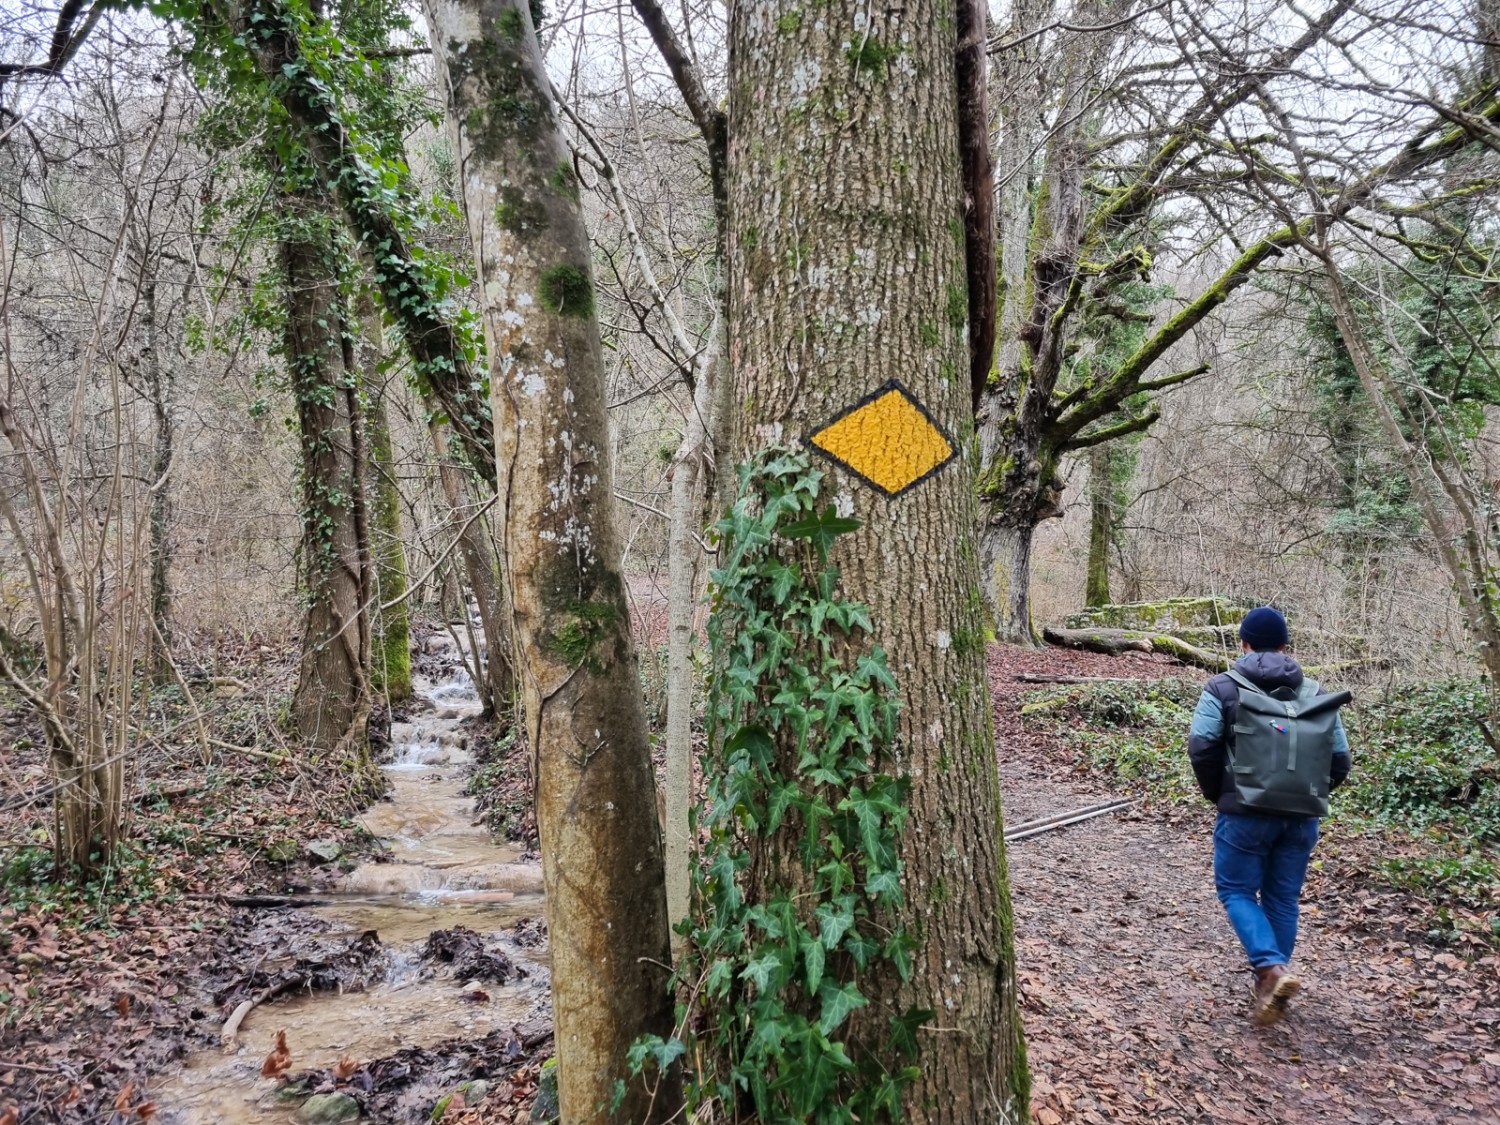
[265,837,300,863]
[297,1092,360,1123]
[431,1079,488,1120]
[530,1058,558,1123]
[305,839,343,864]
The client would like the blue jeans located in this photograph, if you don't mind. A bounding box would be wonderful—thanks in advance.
[1213,811,1319,969]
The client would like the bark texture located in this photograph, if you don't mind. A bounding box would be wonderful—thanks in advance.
[282,204,373,768]
[664,368,712,940]
[138,272,176,684]
[363,384,411,708]
[728,3,1029,1119]
[423,2,677,1120]
[1085,444,1113,609]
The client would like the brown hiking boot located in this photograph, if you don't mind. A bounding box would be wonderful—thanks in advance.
[1251,964,1301,1025]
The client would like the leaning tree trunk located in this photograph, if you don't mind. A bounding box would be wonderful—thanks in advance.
[728,2,1030,1120]
[429,419,515,717]
[283,201,374,771]
[423,2,678,1120]
[363,327,414,704]
[1320,254,1500,681]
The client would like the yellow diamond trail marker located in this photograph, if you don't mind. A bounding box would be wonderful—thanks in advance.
[807,380,956,497]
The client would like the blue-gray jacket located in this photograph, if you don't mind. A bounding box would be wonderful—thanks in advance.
[1188,651,1351,815]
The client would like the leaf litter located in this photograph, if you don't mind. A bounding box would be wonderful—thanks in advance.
[990,643,1500,1125]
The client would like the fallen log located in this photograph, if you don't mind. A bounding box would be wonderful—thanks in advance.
[1041,625,1231,673]
[1013,673,1187,685]
[185,893,334,909]
[1041,625,1152,657]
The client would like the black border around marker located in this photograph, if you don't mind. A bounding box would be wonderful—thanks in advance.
[802,378,958,498]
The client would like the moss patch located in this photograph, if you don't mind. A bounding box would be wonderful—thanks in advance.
[494,185,549,238]
[538,263,594,318]
[846,37,902,78]
[549,160,579,202]
[548,599,617,669]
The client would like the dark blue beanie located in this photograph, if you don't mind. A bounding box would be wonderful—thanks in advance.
[1239,606,1289,651]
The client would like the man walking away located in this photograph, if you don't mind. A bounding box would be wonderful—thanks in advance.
[1188,606,1352,1026]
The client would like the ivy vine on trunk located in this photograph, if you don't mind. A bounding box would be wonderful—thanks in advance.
[631,449,926,1123]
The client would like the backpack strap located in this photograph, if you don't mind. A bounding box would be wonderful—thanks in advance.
[1224,669,1265,697]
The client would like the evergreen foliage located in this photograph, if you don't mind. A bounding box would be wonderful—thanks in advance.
[629,449,928,1124]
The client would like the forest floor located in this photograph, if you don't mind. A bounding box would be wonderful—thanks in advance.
[990,645,1500,1125]
[3,634,1497,1125]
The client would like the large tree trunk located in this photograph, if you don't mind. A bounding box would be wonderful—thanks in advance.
[727,3,1029,1120]
[423,2,678,1120]
[977,0,1132,641]
[983,517,1042,646]
[283,203,374,770]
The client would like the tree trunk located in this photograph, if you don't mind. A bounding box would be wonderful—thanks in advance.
[423,2,678,1120]
[983,518,1042,647]
[430,419,514,717]
[1085,444,1113,608]
[663,365,713,943]
[363,329,414,704]
[727,3,1029,1120]
[139,273,175,685]
[283,202,374,770]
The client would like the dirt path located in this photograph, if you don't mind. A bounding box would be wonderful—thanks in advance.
[992,646,1500,1125]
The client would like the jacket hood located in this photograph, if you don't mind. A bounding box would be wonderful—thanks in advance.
[1233,650,1304,692]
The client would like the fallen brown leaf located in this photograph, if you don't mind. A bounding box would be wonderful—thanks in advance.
[333,1054,359,1080]
[114,1081,136,1112]
[137,1102,158,1120]
[261,1028,292,1079]
[0,1106,17,1125]
[116,993,131,1019]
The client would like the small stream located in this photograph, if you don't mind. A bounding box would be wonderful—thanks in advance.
[160,659,548,1124]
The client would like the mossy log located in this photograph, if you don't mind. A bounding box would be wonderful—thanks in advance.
[1042,625,1231,673]
[1062,597,1247,633]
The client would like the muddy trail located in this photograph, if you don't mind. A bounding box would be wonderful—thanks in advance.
[989,646,1500,1125]
[158,655,552,1125]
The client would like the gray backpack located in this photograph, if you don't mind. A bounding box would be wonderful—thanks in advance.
[1226,670,1351,817]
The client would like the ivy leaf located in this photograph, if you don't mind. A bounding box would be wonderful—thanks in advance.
[741,953,783,991]
[884,932,915,983]
[651,1038,687,1071]
[889,1007,935,1058]
[865,867,901,903]
[817,980,867,1035]
[766,782,796,834]
[782,506,862,559]
[802,937,825,993]
[816,900,854,949]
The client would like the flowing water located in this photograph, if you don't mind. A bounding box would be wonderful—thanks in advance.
[159,658,548,1124]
